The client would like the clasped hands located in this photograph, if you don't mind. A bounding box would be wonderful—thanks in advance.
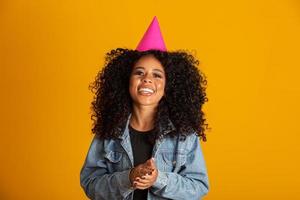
[129,157,158,190]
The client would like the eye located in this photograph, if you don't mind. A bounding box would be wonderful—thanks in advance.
[153,73,162,78]
[134,70,144,75]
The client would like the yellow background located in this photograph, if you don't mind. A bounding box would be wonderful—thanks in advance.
[1,0,300,199]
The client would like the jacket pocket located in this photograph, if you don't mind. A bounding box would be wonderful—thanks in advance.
[161,151,187,172]
[103,151,124,172]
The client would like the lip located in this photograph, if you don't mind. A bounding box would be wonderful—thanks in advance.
[138,85,155,92]
[138,92,153,96]
[137,85,155,96]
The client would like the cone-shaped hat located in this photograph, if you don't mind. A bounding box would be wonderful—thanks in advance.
[136,16,167,52]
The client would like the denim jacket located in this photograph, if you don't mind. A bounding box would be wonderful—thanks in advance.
[80,113,209,200]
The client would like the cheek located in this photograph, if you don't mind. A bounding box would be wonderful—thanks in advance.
[129,77,135,87]
[129,78,139,92]
[156,81,166,93]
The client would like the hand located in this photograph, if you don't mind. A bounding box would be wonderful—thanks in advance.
[129,158,155,187]
[132,158,158,190]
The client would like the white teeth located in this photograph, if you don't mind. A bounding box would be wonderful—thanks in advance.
[138,88,154,93]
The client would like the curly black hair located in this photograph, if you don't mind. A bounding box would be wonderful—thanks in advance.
[88,48,210,142]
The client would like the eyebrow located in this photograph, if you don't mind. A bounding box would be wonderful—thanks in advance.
[134,66,164,74]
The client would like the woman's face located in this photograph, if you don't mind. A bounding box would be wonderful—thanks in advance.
[129,54,166,107]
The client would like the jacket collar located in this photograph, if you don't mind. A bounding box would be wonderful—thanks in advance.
[117,113,176,140]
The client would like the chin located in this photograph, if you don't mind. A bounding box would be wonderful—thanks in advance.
[133,99,160,107]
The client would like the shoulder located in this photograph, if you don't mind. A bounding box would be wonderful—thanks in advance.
[182,133,200,151]
[90,135,121,153]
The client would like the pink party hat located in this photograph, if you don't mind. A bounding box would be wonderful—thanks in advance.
[136,16,167,52]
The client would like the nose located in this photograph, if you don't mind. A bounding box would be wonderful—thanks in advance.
[142,76,152,83]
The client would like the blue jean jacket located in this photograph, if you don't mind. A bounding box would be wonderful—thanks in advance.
[80,113,209,200]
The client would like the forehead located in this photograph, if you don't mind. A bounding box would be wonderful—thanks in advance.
[133,55,164,71]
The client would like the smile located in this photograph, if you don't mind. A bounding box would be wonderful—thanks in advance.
[138,87,155,95]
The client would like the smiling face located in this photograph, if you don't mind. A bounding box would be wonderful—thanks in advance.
[129,54,166,108]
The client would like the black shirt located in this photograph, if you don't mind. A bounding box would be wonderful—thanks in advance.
[129,124,155,200]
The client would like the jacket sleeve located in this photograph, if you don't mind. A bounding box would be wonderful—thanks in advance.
[80,135,134,200]
[150,134,210,200]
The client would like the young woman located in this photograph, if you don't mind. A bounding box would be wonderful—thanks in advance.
[80,17,210,200]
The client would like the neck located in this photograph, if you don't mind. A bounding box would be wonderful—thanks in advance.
[130,104,157,132]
